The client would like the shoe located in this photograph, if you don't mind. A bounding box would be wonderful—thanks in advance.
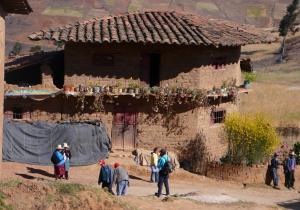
[292,187,296,190]
[154,193,160,197]
[66,177,69,180]
[288,187,291,190]
[274,186,280,190]
[59,177,62,180]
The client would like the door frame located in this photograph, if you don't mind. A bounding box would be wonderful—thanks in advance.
[112,104,137,149]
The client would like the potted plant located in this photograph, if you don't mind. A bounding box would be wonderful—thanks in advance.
[151,86,158,94]
[63,85,70,92]
[118,81,122,93]
[89,81,95,92]
[128,77,134,93]
[113,85,118,93]
[79,84,84,92]
[216,88,222,94]
[144,87,151,94]
[94,82,100,93]
[122,87,127,93]
[242,72,259,88]
[134,84,139,94]
[69,84,75,92]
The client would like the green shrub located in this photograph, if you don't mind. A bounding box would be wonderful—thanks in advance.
[242,72,259,82]
[220,112,281,165]
[293,141,300,162]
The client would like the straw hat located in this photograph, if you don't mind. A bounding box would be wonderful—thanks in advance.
[290,152,296,156]
[56,144,63,150]
[63,143,69,148]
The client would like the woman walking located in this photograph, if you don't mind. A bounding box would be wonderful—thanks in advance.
[53,144,65,181]
[62,143,71,180]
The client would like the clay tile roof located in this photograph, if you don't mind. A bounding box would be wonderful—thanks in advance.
[28,10,275,47]
[1,0,33,14]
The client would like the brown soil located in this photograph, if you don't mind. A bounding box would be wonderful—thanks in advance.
[1,153,300,209]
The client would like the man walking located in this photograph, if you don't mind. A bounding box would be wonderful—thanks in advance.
[150,148,159,183]
[98,160,115,195]
[155,149,170,197]
[271,152,280,189]
[112,163,130,196]
[287,152,297,190]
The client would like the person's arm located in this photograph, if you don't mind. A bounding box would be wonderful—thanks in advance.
[69,150,72,160]
[287,159,291,171]
[127,171,130,187]
[98,169,102,185]
[154,154,158,168]
[112,169,116,187]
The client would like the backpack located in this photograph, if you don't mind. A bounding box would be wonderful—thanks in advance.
[51,151,63,164]
[162,156,174,175]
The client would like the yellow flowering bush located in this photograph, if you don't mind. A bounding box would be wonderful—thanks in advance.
[220,112,280,165]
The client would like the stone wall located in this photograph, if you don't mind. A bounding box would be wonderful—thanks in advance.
[0,5,7,176]
[64,42,241,90]
[205,161,300,187]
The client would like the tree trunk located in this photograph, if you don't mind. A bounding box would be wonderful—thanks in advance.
[281,36,286,55]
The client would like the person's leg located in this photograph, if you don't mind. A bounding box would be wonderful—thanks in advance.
[288,171,293,188]
[65,171,69,180]
[102,181,108,189]
[157,175,164,196]
[155,171,159,183]
[108,182,115,195]
[272,168,277,187]
[55,175,59,181]
[116,182,121,196]
[121,181,128,196]
[291,170,295,188]
[150,171,155,183]
[164,175,170,195]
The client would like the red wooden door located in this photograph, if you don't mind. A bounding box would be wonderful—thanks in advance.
[113,106,136,149]
[140,53,151,86]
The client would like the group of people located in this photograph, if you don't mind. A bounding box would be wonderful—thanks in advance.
[151,148,171,197]
[52,145,172,197]
[98,160,130,196]
[271,151,297,190]
[53,143,72,181]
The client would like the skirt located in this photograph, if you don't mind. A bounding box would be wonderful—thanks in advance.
[54,163,65,175]
[65,158,70,172]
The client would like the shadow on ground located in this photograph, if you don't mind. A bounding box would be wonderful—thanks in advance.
[129,175,150,183]
[277,198,300,210]
[15,167,55,179]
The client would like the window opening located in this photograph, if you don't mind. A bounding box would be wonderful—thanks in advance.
[4,107,31,119]
[210,110,226,125]
[13,107,23,119]
[213,56,226,70]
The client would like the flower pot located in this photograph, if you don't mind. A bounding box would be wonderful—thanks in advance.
[105,86,110,92]
[63,85,69,92]
[113,87,118,93]
[123,89,127,93]
[244,80,251,89]
[134,88,139,94]
[79,84,84,92]
[128,88,134,94]
[99,86,103,92]
[94,87,100,93]
[216,90,221,94]
[118,88,123,93]
[74,87,79,92]
[70,87,75,92]
[145,89,151,94]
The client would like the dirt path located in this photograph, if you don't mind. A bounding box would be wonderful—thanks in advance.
[1,159,300,209]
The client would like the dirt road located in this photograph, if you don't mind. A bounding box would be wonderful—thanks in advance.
[2,158,300,209]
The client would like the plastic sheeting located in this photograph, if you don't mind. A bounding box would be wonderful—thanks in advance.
[2,118,111,166]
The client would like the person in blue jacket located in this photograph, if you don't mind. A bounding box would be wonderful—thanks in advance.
[98,160,115,195]
[53,144,65,181]
[271,153,280,189]
[286,152,297,189]
[155,149,170,197]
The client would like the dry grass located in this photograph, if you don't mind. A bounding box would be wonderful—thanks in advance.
[240,68,300,126]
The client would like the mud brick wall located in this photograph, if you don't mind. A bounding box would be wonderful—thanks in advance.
[4,96,62,122]
[64,42,241,90]
[205,161,300,187]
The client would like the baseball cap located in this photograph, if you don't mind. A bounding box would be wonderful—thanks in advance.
[98,160,105,165]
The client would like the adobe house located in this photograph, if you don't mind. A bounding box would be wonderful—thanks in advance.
[5,11,275,165]
[0,0,32,175]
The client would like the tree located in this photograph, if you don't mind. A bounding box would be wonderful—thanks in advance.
[30,45,42,52]
[10,42,22,56]
[279,0,300,55]
[53,41,65,50]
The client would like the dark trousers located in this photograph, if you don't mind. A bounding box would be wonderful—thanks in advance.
[157,171,169,196]
[288,170,295,188]
[102,181,115,195]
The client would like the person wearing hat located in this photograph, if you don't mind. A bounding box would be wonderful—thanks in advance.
[286,152,297,189]
[60,143,72,180]
[112,163,130,196]
[155,149,170,197]
[271,153,280,189]
[98,160,115,195]
[53,144,65,181]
